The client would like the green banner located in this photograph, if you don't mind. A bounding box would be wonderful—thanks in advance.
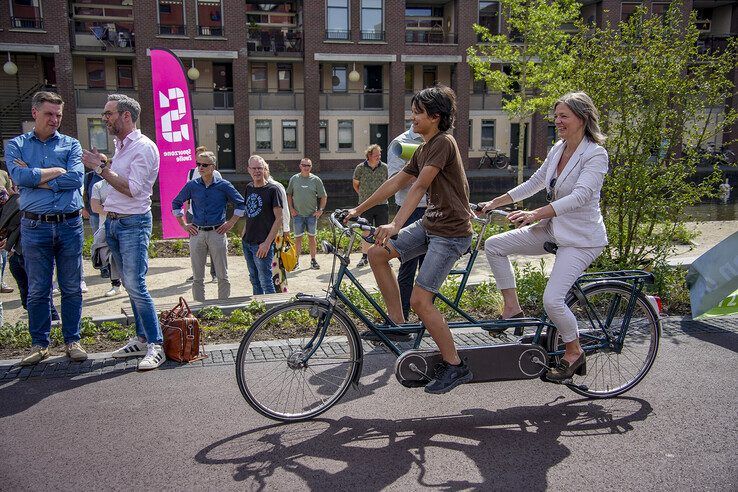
[700,288,738,318]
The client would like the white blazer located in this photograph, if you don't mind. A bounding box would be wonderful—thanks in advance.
[507,137,609,247]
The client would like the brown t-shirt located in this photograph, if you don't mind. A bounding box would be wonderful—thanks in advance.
[402,132,472,237]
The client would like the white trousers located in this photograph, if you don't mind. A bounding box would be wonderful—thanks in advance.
[484,224,604,343]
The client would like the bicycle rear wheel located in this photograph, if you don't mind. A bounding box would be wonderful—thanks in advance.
[235,300,361,422]
[547,281,660,398]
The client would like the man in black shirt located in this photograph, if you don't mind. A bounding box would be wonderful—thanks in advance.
[242,155,283,295]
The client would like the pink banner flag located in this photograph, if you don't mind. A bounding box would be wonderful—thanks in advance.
[150,48,194,239]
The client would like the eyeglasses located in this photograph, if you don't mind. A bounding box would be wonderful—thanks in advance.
[546,177,557,202]
[197,162,212,168]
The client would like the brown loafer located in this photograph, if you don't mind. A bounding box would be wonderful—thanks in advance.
[546,352,586,381]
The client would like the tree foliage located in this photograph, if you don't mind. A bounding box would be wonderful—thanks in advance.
[566,4,737,268]
[467,0,581,184]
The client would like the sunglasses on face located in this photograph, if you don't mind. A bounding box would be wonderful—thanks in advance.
[546,177,557,202]
[197,162,213,168]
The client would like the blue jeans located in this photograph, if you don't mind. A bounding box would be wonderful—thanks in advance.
[397,207,426,318]
[106,211,162,344]
[243,241,275,295]
[21,214,84,347]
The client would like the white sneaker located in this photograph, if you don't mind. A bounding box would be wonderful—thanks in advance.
[105,285,121,297]
[138,344,166,371]
[111,337,148,358]
[80,281,88,293]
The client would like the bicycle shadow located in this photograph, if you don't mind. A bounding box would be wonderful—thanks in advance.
[195,397,653,490]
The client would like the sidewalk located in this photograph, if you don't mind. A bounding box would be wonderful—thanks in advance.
[1,220,736,326]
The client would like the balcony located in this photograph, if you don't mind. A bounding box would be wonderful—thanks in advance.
[158,24,186,35]
[71,23,135,52]
[11,16,44,29]
[191,90,233,110]
[405,29,457,44]
[198,25,223,36]
[248,91,304,111]
[361,30,385,41]
[325,29,350,41]
[320,92,388,111]
[246,28,303,54]
[75,89,138,109]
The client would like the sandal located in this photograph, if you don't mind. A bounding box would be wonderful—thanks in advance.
[546,352,586,381]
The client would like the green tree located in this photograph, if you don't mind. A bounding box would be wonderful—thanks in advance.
[467,0,580,185]
[567,3,737,268]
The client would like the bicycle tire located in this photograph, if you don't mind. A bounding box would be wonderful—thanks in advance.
[492,155,509,169]
[546,281,660,398]
[235,300,362,422]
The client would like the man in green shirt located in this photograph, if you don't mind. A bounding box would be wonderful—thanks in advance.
[286,158,327,269]
[353,144,388,267]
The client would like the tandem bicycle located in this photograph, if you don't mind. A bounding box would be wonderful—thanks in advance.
[235,208,661,422]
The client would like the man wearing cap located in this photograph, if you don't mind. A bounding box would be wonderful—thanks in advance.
[172,149,245,301]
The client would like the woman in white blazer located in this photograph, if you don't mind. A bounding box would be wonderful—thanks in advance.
[480,92,608,381]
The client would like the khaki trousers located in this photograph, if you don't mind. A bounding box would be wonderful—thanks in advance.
[189,230,230,301]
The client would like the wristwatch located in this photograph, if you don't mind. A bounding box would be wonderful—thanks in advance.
[318,208,324,212]
[94,159,107,175]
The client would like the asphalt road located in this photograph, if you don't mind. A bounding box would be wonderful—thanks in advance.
[1,323,736,491]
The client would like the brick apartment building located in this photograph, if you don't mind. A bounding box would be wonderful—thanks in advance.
[0,0,736,196]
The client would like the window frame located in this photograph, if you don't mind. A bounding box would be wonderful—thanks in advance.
[255,119,273,151]
[195,0,224,36]
[277,63,293,92]
[478,1,501,37]
[86,58,106,89]
[157,0,186,34]
[87,118,109,153]
[337,119,353,150]
[326,0,350,39]
[481,119,496,150]
[319,119,329,150]
[116,59,134,89]
[282,119,298,151]
[361,0,383,40]
[332,65,348,92]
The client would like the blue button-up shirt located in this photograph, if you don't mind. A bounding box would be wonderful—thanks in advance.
[171,176,246,226]
[5,130,84,214]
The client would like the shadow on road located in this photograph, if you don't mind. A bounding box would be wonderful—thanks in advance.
[195,397,653,489]
[679,319,738,354]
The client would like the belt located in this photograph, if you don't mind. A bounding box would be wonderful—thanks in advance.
[23,210,81,223]
[195,224,223,231]
[107,212,134,220]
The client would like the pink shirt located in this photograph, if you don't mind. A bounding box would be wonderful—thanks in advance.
[104,129,160,215]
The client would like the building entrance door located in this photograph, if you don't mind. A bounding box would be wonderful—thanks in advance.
[370,124,388,162]
[216,124,235,170]
[510,122,529,167]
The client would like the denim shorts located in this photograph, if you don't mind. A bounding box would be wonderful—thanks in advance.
[389,220,472,293]
[293,215,317,236]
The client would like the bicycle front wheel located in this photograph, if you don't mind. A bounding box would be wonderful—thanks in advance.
[547,282,661,398]
[235,300,362,422]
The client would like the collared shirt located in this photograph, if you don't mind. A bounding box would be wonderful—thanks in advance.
[103,129,159,215]
[5,130,84,214]
[171,176,245,226]
[388,128,426,207]
[353,160,388,204]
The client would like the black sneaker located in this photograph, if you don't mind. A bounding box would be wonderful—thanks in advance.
[424,360,473,394]
[310,258,320,270]
[360,329,412,342]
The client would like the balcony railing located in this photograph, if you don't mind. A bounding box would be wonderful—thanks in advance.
[198,25,223,37]
[158,24,186,35]
[325,29,350,40]
[11,17,43,29]
[405,29,456,44]
[320,92,388,111]
[361,30,385,41]
[248,91,304,111]
[191,90,233,110]
[246,28,303,53]
[75,89,138,109]
[469,92,503,111]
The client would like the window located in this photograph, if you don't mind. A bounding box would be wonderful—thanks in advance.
[255,120,272,150]
[282,120,298,150]
[116,60,133,89]
[404,65,414,92]
[158,0,185,34]
[197,0,223,36]
[251,63,267,92]
[88,119,108,153]
[73,1,134,40]
[473,78,487,93]
[621,3,642,23]
[481,120,495,149]
[277,64,292,91]
[11,0,43,29]
[478,1,500,37]
[338,120,353,149]
[327,0,349,39]
[332,65,347,92]
[361,0,383,40]
[319,120,328,150]
[86,58,106,89]
[468,120,473,148]
[422,66,436,88]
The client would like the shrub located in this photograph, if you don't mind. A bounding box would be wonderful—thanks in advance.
[198,306,224,321]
